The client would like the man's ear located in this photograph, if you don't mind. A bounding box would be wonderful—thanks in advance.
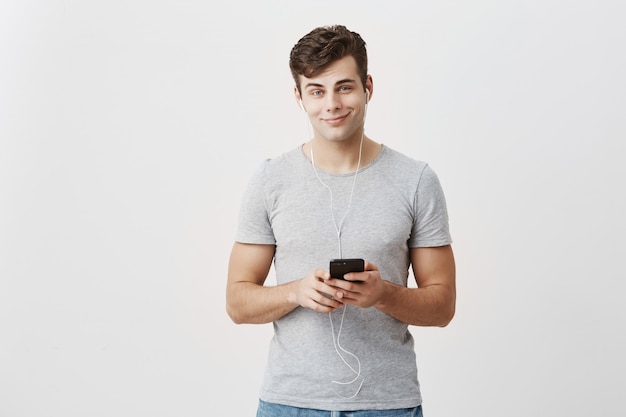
[365,75,374,103]
[294,86,306,112]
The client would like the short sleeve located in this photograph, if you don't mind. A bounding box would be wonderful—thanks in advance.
[235,161,277,245]
[408,164,452,248]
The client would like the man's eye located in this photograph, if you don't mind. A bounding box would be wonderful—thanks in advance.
[339,86,352,92]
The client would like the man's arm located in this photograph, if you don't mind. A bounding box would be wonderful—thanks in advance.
[382,245,456,326]
[331,245,456,327]
[226,242,345,324]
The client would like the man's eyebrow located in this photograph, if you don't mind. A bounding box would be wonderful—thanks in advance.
[303,79,357,90]
[304,82,324,89]
[335,78,357,86]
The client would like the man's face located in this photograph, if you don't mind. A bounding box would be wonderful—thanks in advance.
[296,55,371,145]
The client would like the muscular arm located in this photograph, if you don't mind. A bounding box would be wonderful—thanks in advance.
[226,242,344,324]
[376,245,456,326]
[333,245,456,327]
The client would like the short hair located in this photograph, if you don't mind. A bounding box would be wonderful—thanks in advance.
[289,25,368,95]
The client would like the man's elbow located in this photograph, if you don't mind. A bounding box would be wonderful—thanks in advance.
[225,299,246,325]
[437,301,456,327]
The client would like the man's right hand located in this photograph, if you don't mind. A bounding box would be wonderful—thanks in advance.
[290,269,345,313]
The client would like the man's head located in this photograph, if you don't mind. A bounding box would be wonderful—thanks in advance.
[289,25,368,96]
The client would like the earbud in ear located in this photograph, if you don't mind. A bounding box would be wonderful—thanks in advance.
[298,100,306,112]
[365,88,370,103]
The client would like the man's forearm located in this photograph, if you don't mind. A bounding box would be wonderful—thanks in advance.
[226,281,300,324]
[375,282,455,327]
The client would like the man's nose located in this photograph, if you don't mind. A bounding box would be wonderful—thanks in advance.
[324,92,342,112]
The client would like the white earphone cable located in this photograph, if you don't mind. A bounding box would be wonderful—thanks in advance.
[309,134,363,258]
[303,92,369,398]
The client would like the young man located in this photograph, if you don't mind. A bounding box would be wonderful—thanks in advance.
[227,25,455,417]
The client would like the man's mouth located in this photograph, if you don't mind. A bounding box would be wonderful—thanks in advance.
[322,113,350,125]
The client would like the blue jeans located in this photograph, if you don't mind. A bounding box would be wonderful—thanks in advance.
[256,400,423,417]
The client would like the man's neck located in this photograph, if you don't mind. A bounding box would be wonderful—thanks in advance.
[304,136,381,174]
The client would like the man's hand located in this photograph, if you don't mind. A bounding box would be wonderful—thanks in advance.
[291,269,345,313]
[324,261,386,308]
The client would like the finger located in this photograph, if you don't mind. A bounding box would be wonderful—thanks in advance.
[332,290,362,302]
[363,260,378,271]
[343,271,366,283]
[313,291,343,308]
[315,268,331,281]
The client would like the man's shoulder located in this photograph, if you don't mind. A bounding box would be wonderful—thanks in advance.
[247,146,306,190]
[379,145,430,173]
[252,146,302,173]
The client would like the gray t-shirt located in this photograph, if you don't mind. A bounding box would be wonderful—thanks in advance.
[236,144,451,411]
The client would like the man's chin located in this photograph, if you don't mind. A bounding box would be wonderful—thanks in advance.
[316,130,355,143]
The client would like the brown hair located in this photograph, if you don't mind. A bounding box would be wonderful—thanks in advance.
[289,25,368,95]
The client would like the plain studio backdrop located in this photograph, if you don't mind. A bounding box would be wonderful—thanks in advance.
[1,1,624,416]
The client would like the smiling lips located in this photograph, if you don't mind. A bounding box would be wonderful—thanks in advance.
[322,113,350,125]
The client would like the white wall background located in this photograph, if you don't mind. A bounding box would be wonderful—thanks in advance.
[1,1,624,416]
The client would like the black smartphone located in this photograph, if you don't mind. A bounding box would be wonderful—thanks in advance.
[329,258,364,279]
